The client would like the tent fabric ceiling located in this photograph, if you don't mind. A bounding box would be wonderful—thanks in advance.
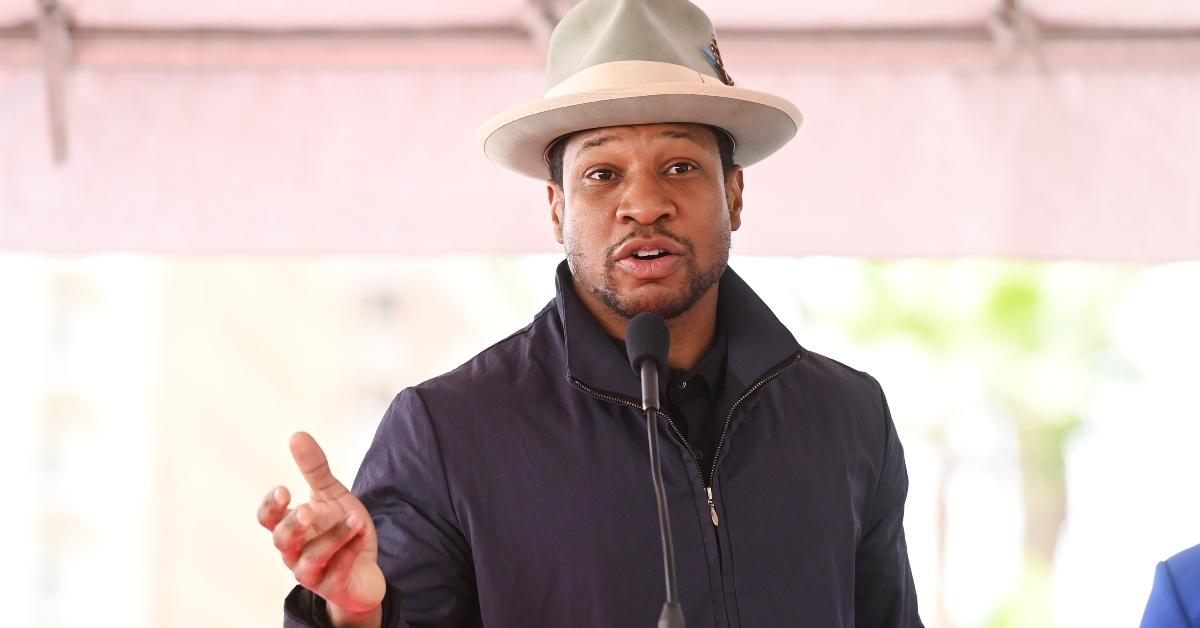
[3,1,1200,28]
[1,1,1198,260]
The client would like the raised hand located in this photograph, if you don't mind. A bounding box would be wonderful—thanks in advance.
[258,432,386,626]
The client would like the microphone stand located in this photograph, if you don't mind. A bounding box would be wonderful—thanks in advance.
[640,361,685,628]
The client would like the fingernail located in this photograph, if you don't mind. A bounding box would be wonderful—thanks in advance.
[346,513,360,529]
[273,487,285,504]
[296,509,311,526]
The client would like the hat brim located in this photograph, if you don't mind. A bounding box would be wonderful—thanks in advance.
[477,82,803,180]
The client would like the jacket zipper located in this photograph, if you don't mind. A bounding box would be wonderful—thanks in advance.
[703,354,804,526]
[568,378,703,469]
[569,352,803,529]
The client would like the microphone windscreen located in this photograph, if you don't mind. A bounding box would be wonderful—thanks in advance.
[625,312,670,374]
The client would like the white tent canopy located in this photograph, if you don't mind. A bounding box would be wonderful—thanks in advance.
[2,0,1198,260]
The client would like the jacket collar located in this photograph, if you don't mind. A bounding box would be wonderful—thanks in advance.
[555,260,803,401]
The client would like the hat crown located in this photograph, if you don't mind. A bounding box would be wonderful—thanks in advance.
[546,0,726,93]
[476,0,801,179]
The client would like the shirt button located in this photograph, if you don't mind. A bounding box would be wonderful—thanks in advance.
[678,380,688,390]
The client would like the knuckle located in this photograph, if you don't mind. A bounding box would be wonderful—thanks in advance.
[272,525,293,551]
[294,560,322,589]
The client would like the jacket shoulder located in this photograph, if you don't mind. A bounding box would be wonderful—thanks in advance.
[1165,542,1200,578]
[1142,544,1200,627]
[411,299,563,404]
[779,349,896,454]
[793,349,887,400]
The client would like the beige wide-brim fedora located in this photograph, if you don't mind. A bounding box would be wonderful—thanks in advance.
[477,0,803,180]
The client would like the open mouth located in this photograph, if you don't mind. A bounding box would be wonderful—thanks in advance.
[614,239,684,280]
[614,237,684,262]
[630,248,671,261]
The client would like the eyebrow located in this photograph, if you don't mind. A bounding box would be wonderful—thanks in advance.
[574,135,617,156]
[659,129,707,149]
[573,128,709,159]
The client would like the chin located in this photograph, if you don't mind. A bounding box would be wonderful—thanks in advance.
[610,287,696,320]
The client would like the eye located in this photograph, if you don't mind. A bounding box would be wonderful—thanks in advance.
[667,162,696,175]
[586,169,616,181]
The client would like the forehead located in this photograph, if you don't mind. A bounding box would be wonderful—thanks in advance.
[563,122,719,155]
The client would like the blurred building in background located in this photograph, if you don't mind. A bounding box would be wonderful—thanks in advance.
[2,1,1199,627]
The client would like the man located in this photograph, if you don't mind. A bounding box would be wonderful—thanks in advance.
[257,1,923,626]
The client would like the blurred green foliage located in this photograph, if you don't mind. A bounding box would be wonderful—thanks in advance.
[826,260,1136,628]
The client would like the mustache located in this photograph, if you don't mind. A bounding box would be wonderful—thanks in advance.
[604,226,695,260]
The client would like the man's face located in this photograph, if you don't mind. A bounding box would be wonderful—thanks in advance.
[548,123,744,321]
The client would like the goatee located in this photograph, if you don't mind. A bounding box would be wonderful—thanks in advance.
[570,227,730,321]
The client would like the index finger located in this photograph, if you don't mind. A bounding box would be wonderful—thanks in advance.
[289,432,348,495]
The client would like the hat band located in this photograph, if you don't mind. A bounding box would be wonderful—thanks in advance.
[544,60,725,99]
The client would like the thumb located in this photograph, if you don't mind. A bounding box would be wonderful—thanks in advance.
[289,431,348,495]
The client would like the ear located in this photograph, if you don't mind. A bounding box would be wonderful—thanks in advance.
[548,181,566,244]
[725,166,744,232]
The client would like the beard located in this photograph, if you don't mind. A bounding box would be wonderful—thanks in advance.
[567,226,730,321]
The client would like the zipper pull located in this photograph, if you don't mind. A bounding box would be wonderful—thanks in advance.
[706,486,719,527]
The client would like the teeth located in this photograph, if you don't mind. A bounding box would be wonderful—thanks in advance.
[634,249,665,258]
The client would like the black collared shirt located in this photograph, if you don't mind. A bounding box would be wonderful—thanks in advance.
[663,322,727,480]
[614,318,739,481]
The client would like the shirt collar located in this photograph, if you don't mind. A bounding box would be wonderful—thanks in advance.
[666,319,726,403]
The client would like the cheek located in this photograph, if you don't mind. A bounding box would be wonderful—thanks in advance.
[694,198,732,238]
[560,217,595,266]
[560,205,609,255]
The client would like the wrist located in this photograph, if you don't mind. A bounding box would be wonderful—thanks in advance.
[326,601,383,628]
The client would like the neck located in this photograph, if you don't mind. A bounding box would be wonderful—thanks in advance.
[577,282,719,372]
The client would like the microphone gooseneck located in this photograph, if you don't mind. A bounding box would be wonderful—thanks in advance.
[625,312,685,628]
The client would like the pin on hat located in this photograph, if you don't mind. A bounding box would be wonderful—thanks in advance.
[476,0,803,179]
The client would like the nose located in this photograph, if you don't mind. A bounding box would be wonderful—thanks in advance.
[615,170,677,226]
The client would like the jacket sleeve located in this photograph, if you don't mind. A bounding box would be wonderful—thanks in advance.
[854,380,923,628]
[283,388,479,628]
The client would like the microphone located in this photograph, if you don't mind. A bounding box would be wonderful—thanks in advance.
[626,312,685,628]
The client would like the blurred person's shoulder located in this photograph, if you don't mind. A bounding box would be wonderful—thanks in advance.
[1142,543,1200,628]
[1163,543,1200,587]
